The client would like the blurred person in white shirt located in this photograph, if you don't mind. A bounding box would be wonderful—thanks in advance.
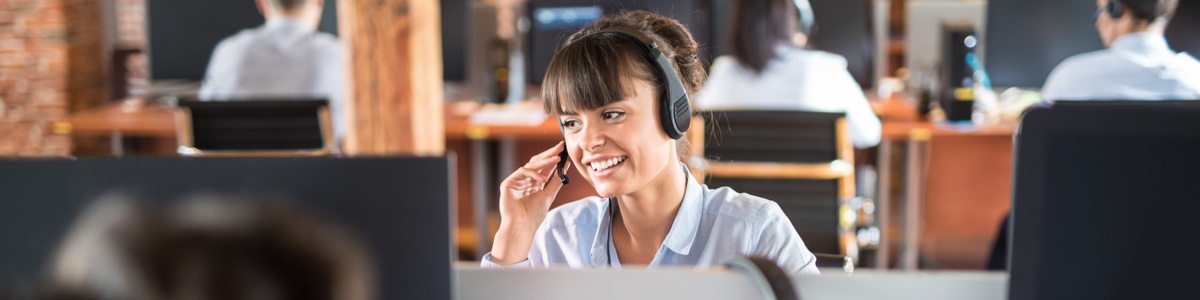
[198,0,346,145]
[1041,0,1200,101]
[696,0,881,148]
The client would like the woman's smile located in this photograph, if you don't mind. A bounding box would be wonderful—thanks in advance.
[587,155,629,179]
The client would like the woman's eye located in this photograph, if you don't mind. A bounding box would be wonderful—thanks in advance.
[602,111,625,120]
[561,120,581,130]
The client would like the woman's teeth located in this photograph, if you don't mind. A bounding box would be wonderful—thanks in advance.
[590,156,627,171]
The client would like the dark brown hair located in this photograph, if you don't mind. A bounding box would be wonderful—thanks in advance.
[271,0,310,11]
[41,197,372,300]
[1122,0,1179,22]
[729,0,800,74]
[542,10,706,163]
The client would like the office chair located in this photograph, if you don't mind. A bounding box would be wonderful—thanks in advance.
[175,99,334,156]
[702,110,873,266]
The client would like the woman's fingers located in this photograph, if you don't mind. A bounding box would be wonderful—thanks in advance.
[505,166,548,189]
[529,141,566,162]
[524,153,561,172]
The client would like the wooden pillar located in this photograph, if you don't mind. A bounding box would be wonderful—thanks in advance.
[339,0,444,156]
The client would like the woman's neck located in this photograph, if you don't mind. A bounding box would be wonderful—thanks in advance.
[613,160,688,244]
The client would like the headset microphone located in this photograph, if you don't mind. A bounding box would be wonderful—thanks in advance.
[555,148,570,185]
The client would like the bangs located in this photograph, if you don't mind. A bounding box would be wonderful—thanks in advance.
[542,34,658,115]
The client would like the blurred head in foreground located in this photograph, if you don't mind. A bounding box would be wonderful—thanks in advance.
[38,194,373,300]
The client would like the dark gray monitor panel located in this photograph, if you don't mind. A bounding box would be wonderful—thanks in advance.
[148,0,468,82]
[0,156,454,299]
[525,0,712,85]
[1010,101,1200,299]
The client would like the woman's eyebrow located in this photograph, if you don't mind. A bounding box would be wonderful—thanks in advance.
[601,100,633,109]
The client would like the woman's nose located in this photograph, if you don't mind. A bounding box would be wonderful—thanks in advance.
[579,123,606,151]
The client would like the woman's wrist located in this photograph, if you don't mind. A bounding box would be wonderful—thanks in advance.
[489,222,540,264]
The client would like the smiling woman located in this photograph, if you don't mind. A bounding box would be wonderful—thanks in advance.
[481,10,821,274]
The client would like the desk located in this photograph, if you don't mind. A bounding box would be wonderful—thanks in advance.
[876,120,1016,270]
[55,101,176,155]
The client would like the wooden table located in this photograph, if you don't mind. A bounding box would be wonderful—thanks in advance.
[877,120,1016,270]
[54,100,177,155]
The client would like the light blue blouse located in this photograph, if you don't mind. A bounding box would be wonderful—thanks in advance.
[482,164,821,274]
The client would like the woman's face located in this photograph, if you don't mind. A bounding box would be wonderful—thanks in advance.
[558,79,678,198]
[1095,0,1118,47]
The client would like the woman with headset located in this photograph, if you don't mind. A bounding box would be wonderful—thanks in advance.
[696,0,881,149]
[481,10,820,274]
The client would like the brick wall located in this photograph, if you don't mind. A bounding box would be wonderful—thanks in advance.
[0,0,109,156]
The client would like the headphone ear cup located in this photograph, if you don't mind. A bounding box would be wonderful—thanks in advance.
[1108,0,1123,18]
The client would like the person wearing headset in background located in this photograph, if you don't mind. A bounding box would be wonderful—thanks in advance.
[695,0,881,149]
[481,10,820,274]
[1041,0,1200,101]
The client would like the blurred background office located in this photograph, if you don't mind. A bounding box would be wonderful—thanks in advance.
[1,0,1198,274]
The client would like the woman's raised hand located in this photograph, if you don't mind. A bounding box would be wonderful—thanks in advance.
[489,142,571,264]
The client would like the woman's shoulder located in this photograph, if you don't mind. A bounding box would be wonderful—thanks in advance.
[543,196,609,227]
[703,185,785,223]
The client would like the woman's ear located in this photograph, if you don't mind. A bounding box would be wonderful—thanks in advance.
[255,0,270,16]
[792,32,809,48]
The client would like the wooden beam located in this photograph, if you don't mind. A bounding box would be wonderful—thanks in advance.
[339,0,445,155]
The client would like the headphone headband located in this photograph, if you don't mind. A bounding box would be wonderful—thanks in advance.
[569,26,692,140]
[794,0,816,35]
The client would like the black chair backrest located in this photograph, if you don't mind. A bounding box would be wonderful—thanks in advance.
[703,111,844,163]
[178,99,328,151]
[1010,100,1200,300]
[702,110,848,256]
[707,177,841,255]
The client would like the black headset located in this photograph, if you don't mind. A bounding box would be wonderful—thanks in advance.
[551,26,694,185]
[574,27,692,140]
[1105,0,1124,19]
[794,0,816,36]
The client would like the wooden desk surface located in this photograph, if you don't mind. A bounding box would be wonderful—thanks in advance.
[59,101,565,141]
[59,101,177,137]
[443,109,560,141]
[882,121,1017,141]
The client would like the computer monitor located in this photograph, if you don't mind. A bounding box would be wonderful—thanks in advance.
[525,0,712,85]
[710,0,876,89]
[984,0,1200,89]
[1010,101,1200,299]
[0,157,454,299]
[147,0,467,82]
